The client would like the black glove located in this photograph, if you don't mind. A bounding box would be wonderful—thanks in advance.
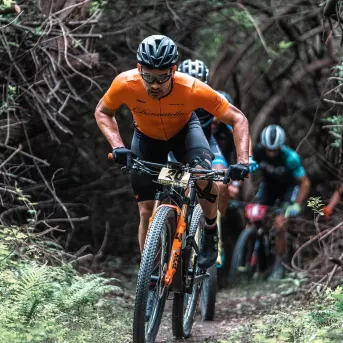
[223,163,249,184]
[112,147,133,168]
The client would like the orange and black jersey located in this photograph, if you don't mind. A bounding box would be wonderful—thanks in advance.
[103,69,230,140]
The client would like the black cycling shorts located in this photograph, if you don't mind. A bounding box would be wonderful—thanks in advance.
[255,182,299,208]
[130,113,213,202]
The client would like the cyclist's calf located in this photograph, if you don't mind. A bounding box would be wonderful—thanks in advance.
[274,214,287,257]
[274,214,287,231]
[138,200,155,253]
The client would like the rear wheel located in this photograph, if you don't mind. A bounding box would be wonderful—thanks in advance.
[132,206,175,343]
[228,226,257,286]
[172,204,204,338]
[201,263,217,320]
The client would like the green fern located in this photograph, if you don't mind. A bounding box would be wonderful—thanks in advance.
[0,224,130,343]
[307,196,325,215]
[52,273,120,314]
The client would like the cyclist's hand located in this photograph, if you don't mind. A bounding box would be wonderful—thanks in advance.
[223,163,249,184]
[285,203,301,218]
[112,147,133,168]
[249,156,259,173]
[321,206,333,220]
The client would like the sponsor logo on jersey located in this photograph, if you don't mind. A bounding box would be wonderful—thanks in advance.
[259,161,287,176]
[133,107,186,117]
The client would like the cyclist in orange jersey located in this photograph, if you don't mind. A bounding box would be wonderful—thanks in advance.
[322,184,343,219]
[95,35,250,271]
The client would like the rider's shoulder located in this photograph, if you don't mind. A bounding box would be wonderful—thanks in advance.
[281,146,302,166]
[114,69,141,83]
[174,71,197,89]
[174,73,213,93]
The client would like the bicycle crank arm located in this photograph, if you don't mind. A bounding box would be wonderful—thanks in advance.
[186,235,199,254]
[191,273,209,285]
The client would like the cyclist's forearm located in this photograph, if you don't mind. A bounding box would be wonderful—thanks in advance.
[249,134,253,156]
[296,176,311,205]
[327,190,341,209]
[95,110,124,149]
[222,106,249,164]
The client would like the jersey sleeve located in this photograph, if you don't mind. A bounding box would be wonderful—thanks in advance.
[103,72,128,110]
[190,80,230,119]
[287,150,306,179]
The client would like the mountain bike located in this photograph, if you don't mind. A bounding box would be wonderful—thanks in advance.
[109,153,226,343]
[228,201,283,285]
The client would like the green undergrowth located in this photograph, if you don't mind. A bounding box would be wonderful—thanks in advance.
[0,225,132,343]
[218,286,343,343]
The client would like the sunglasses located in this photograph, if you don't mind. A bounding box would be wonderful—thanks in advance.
[140,71,172,84]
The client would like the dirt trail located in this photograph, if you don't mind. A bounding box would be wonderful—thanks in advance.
[155,281,306,343]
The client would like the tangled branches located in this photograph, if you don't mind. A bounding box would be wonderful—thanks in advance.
[0,0,102,142]
[289,214,343,292]
[0,0,102,248]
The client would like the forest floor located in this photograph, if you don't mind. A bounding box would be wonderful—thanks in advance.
[155,279,309,343]
[113,264,317,343]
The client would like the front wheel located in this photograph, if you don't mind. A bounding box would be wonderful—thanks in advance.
[228,226,257,286]
[172,204,204,339]
[132,206,175,343]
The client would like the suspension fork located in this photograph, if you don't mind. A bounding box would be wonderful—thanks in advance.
[163,183,197,287]
[164,203,188,286]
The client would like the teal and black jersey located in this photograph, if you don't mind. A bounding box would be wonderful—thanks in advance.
[195,108,235,164]
[253,144,305,186]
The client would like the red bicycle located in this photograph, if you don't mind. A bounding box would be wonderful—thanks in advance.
[228,201,282,284]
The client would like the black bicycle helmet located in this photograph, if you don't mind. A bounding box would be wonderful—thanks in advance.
[260,125,286,150]
[137,35,179,69]
[177,59,209,83]
[217,90,233,104]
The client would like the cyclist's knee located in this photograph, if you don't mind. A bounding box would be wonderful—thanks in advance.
[190,157,218,203]
[190,157,212,170]
[195,179,218,203]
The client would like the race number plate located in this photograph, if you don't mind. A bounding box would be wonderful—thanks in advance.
[157,167,191,188]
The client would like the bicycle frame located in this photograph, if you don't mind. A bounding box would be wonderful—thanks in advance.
[108,154,224,293]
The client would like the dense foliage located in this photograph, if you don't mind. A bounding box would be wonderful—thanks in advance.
[0,225,132,343]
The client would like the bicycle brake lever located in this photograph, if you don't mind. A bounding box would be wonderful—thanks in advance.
[223,166,231,184]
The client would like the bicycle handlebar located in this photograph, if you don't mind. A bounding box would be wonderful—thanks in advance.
[228,199,284,213]
[108,152,226,178]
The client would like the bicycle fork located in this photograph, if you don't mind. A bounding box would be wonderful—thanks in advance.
[164,204,187,287]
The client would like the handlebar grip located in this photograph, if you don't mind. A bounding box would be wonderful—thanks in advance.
[108,152,114,160]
